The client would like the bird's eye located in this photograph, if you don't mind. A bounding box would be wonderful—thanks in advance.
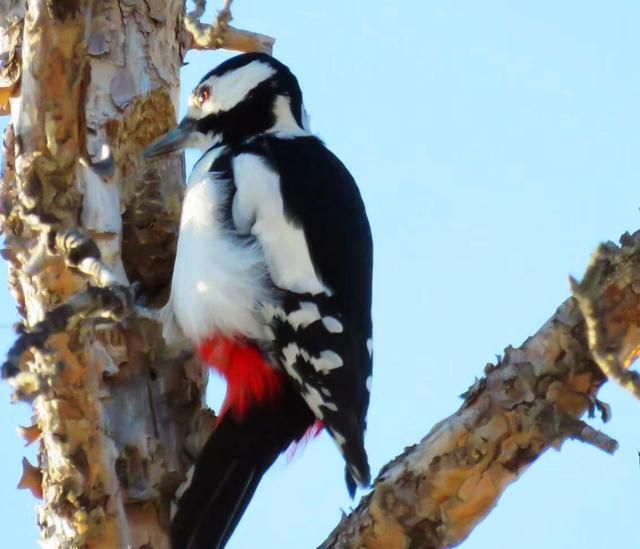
[196,86,211,106]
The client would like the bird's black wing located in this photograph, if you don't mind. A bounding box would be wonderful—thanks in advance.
[231,135,373,491]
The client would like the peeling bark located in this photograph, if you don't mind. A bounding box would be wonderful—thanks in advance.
[3,1,638,548]
[1,1,202,547]
[0,13,21,115]
[319,232,640,549]
[1,0,281,545]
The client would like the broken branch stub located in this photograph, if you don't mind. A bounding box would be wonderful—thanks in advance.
[183,0,275,53]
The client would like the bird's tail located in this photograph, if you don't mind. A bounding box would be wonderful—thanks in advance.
[170,387,315,549]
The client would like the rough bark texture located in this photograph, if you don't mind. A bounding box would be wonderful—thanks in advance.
[2,1,637,548]
[320,232,640,549]
[2,0,275,545]
[2,1,203,547]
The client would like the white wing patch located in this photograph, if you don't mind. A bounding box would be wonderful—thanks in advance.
[280,342,341,418]
[260,303,287,323]
[286,302,321,330]
[282,343,343,375]
[161,147,272,344]
[305,386,338,414]
[275,302,343,334]
[313,350,343,373]
[281,343,305,384]
[232,153,331,295]
[321,316,344,333]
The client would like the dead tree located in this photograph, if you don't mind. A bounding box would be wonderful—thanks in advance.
[1,1,637,548]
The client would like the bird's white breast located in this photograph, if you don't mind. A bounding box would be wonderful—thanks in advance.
[160,147,270,344]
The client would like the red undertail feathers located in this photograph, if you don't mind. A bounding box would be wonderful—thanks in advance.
[198,335,284,418]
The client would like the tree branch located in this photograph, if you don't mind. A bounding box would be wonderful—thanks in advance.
[571,237,640,399]
[320,230,640,549]
[183,0,275,54]
[2,285,134,382]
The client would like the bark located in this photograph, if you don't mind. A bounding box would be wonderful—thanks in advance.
[2,1,637,549]
[2,0,273,544]
[319,232,640,549]
[0,1,222,547]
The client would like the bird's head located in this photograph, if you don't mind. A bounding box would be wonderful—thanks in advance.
[144,53,309,158]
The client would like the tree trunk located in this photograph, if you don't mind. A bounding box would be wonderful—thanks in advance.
[2,1,205,546]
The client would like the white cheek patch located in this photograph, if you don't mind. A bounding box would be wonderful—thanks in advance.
[200,60,276,115]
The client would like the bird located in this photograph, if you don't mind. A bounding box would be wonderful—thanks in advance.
[144,52,373,549]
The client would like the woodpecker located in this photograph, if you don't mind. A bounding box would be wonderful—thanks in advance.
[145,53,373,549]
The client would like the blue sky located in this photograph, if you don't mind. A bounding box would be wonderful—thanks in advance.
[1,1,639,547]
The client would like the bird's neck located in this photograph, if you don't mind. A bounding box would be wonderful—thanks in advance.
[216,95,309,147]
[267,96,310,136]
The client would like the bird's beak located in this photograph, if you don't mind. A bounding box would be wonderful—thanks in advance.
[143,119,195,158]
